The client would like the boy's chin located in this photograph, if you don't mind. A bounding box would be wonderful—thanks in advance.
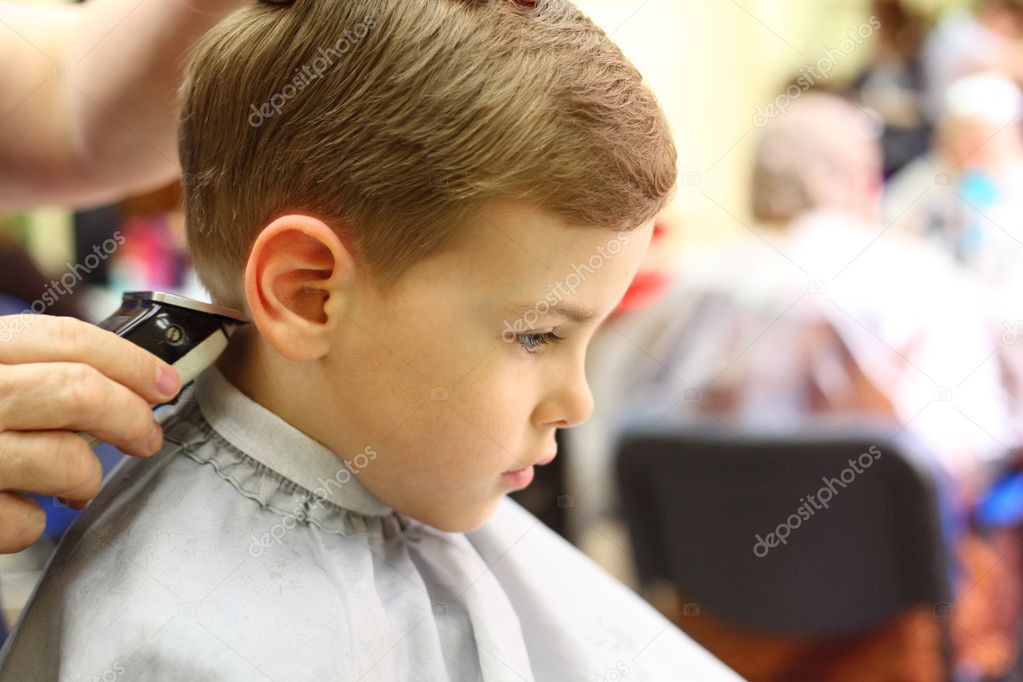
[415,496,504,533]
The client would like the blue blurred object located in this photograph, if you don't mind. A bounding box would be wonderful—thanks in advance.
[977,470,1023,527]
[956,170,1001,265]
[0,294,26,315]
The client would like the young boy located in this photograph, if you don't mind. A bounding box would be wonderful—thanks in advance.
[0,0,738,679]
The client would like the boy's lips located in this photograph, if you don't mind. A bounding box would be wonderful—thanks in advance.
[503,451,557,477]
[502,449,557,489]
[502,466,535,489]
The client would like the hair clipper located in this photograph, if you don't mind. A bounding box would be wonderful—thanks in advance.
[85,291,249,448]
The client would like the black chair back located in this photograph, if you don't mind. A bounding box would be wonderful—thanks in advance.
[616,425,952,637]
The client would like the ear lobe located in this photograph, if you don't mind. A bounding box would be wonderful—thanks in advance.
[243,215,355,362]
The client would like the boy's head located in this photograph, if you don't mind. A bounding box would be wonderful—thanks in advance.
[179,0,676,531]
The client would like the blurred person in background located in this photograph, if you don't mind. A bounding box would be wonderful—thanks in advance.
[573,92,1012,514]
[921,0,1023,123]
[850,0,931,177]
[885,72,1023,297]
[566,92,1020,678]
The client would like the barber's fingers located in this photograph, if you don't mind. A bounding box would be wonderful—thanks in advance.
[0,362,164,457]
[0,493,46,554]
[0,432,103,503]
[0,315,180,407]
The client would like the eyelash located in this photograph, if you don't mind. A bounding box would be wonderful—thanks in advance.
[515,332,565,355]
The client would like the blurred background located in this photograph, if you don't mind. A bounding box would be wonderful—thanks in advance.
[9,0,1023,679]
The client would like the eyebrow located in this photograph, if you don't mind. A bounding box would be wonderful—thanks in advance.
[509,302,599,324]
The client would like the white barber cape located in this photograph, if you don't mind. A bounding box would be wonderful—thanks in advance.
[0,366,738,681]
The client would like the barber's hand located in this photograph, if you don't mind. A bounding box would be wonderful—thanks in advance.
[0,315,180,553]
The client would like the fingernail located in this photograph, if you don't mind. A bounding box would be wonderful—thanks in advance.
[156,364,180,398]
[146,423,163,454]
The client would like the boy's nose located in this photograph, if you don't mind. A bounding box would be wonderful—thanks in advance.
[565,381,594,428]
[539,373,594,429]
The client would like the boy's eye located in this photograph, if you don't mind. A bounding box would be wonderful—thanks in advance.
[516,332,564,355]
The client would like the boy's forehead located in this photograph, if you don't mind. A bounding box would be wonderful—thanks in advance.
[463,201,625,263]
[458,209,569,265]
[470,200,569,236]
[436,203,653,316]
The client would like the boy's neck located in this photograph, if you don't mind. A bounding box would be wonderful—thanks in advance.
[215,325,262,402]
[214,326,312,443]
[213,326,362,471]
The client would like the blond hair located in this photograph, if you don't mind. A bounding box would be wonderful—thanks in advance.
[179,0,677,309]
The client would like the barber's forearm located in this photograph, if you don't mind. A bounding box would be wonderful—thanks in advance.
[66,0,257,205]
[0,0,251,209]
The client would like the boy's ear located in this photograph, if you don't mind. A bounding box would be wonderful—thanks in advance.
[244,214,355,361]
